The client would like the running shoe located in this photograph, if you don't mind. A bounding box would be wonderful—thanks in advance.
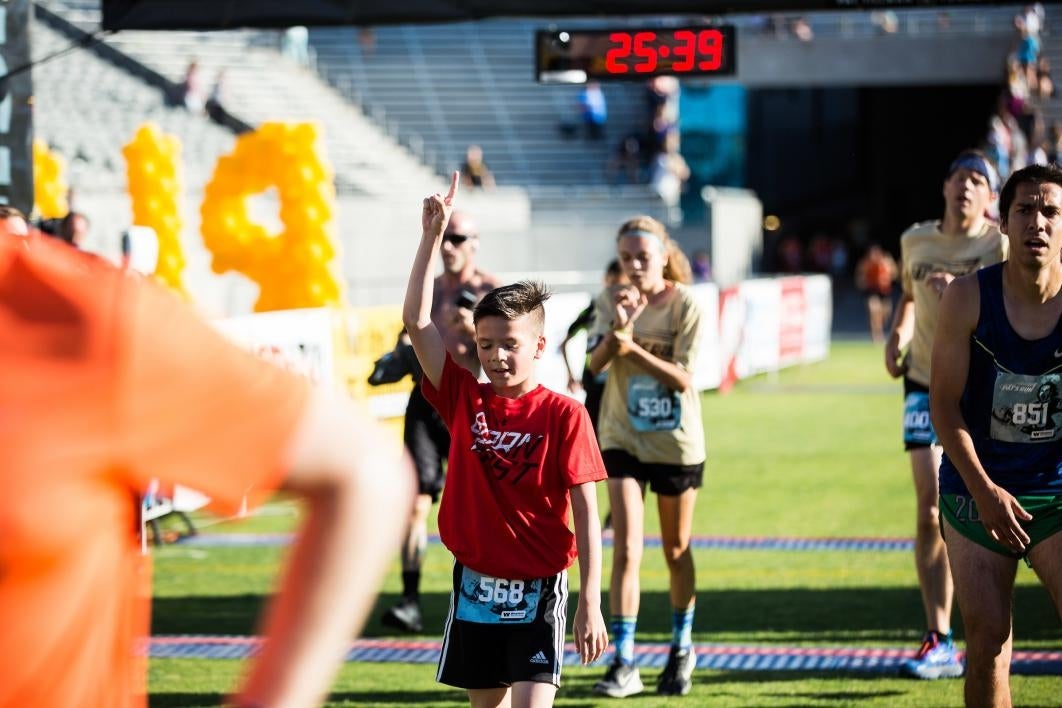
[899,631,964,679]
[657,645,696,696]
[381,598,423,633]
[592,656,644,698]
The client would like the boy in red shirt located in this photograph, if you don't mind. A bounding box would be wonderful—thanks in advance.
[403,173,609,706]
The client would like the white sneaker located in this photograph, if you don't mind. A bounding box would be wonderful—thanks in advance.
[593,657,644,698]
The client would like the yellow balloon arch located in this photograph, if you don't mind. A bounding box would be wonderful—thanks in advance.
[32,139,69,219]
[122,123,186,291]
[201,122,345,312]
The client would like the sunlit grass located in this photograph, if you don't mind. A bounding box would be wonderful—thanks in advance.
[149,341,1061,706]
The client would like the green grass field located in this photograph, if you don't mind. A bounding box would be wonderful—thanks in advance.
[148,341,1062,706]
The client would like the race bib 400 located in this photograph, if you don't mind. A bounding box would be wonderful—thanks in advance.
[903,391,937,445]
[991,372,1062,443]
[456,566,541,624]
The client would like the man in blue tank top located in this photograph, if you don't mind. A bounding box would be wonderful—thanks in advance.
[931,164,1062,708]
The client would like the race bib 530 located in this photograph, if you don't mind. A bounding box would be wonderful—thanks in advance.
[627,375,681,432]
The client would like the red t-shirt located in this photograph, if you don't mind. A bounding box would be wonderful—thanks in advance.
[422,355,606,579]
[0,234,309,708]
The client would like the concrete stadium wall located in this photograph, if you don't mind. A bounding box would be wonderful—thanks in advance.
[719,34,1014,88]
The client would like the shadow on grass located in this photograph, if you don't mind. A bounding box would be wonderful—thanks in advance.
[148,690,476,707]
[552,673,912,705]
[154,585,1061,645]
[149,694,223,707]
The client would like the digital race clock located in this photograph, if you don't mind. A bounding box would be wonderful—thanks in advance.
[536,26,736,84]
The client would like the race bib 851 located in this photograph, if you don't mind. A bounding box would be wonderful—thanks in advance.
[991,372,1062,443]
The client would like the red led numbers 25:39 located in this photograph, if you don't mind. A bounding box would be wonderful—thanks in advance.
[605,29,724,75]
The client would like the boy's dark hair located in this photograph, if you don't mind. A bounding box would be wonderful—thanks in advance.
[999,163,1062,224]
[605,259,622,278]
[474,280,552,332]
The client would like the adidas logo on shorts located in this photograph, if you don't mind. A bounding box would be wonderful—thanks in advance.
[529,651,549,665]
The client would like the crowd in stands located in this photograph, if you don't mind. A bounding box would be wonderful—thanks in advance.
[773,232,850,282]
[766,4,1057,293]
[981,5,1057,182]
[176,58,231,125]
[601,76,690,217]
[459,144,495,190]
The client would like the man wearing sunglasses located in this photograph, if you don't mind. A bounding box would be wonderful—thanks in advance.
[381,210,500,634]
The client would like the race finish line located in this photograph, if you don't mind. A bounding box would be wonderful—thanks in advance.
[176,533,915,553]
[148,636,1062,676]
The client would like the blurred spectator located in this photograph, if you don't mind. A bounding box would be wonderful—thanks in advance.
[282,26,311,67]
[649,132,690,216]
[807,233,832,273]
[178,59,206,113]
[1021,4,1045,41]
[1035,57,1054,100]
[936,11,952,30]
[986,95,1024,178]
[359,27,377,56]
[854,244,898,344]
[691,249,712,283]
[578,81,607,140]
[1047,121,1062,166]
[606,132,645,185]
[871,10,899,34]
[650,104,677,155]
[646,76,680,127]
[1013,15,1041,86]
[1030,129,1049,166]
[559,259,626,404]
[829,238,850,283]
[791,17,814,42]
[58,211,90,248]
[777,235,803,273]
[459,144,496,189]
[1005,58,1030,118]
[205,69,229,124]
[208,70,227,107]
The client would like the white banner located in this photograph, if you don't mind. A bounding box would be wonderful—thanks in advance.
[213,307,336,386]
[202,275,831,414]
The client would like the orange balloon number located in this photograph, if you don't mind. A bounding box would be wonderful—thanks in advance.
[200,122,344,312]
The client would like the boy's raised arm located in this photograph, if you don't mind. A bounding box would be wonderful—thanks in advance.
[403,172,460,390]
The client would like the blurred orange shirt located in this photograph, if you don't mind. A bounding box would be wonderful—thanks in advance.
[0,234,309,707]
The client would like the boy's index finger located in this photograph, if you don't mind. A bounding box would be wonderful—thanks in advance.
[445,171,460,205]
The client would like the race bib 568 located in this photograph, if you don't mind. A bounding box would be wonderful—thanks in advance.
[456,566,541,624]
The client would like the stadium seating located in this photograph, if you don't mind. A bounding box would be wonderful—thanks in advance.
[38,0,442,196]
[32,17,235,191]
[309,20,652,187]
